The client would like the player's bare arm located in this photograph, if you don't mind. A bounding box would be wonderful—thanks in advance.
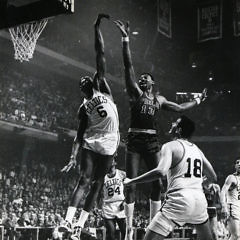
[220,175,237,217]
[201,151,217,183]
[94,13,113,98]
[114,20,141,101]
[213,183,222,206]
[61,106,88,173]
[124,143,172,186]
[159,88,207,112]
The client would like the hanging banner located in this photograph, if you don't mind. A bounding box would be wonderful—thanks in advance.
[233,0,240,36]
[157,0,172,38]
[197,0,222,42]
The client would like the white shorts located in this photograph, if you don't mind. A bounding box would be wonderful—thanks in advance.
[83,132,119,155]
[228,203,240,220]
[148,189,208,237]
[102,201,125,219]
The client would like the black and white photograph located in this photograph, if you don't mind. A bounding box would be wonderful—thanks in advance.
[0,0,240,239]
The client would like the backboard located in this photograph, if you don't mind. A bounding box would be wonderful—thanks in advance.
[0,0,74,29]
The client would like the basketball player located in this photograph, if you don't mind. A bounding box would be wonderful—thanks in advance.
[220,158,240,240]
[114,20,207,240]
[59,14,119,240]
[123,115,217,240]
[203,178,221,240]
[101,158,126,240]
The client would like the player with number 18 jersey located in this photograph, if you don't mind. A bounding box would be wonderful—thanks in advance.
[160,139,208,227]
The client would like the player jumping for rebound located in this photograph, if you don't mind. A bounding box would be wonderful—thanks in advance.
[59,14,119,240]
[114,20,207,240]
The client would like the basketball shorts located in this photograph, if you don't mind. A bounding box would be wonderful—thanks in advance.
[207,206,217,218]
[83,131,119,155]
[148,189,208,237]
[126,132,161,154]
[102,201,126,219]
[228,203,240,220]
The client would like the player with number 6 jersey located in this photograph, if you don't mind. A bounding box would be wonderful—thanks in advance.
[59,14,120,240]
[81,88,119,155]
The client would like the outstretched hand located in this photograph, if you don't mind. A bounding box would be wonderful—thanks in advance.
[200,88,208,102]
[94,13,110,26]
[114,20,129,37]
[61,156,77,173]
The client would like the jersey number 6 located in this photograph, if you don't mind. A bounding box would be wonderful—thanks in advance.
[97,106,107,117]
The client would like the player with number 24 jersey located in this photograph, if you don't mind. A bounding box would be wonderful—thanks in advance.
[103,169,126,203]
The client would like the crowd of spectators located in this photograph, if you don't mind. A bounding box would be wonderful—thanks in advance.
[0,157,151,240]
[0,68,240,137]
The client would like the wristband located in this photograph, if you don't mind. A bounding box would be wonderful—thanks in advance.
[122,36,129,42]
[194,97,201,105]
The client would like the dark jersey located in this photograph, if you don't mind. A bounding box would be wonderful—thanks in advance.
[129,94,160,130]
[204,185,218,207]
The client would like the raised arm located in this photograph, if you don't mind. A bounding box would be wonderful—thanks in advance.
[114,20,141,101]
[61,105,88,173]
[94,14,112,97]
[159,88,207,112]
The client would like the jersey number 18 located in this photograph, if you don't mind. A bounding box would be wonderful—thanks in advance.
[184,158,202,178]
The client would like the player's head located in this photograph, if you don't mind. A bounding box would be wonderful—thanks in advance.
[138,73,154,91]
[169,115,195,139]
[235,158,240,173]
[79,76,93,95]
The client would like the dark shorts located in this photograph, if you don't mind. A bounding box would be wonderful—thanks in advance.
[207,206,217,218]
[126,132,161,154]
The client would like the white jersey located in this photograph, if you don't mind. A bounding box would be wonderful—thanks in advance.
[167,139,204,193]
[103,169,126,203]
[82,89,119,135]
[227,174,240,207]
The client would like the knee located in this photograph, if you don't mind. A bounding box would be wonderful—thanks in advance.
[106,230,115,240]
[91,179,104,192]
[126,184,136,196]
[125,185,136,203]
[78,174,91,187]
[151,179,163,190]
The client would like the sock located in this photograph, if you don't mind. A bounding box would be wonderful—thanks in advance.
[65,206,77,224]
[150,199,161,221]
[124,202,135,228]
[76,209,89,228]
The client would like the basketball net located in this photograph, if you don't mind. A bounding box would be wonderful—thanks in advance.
[9,19,48,62]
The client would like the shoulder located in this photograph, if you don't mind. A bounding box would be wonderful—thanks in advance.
[156,95,167,106]
[117,169,126,179]
[161,140,183,156]
[225,174,237,185]
[165,140,184,150]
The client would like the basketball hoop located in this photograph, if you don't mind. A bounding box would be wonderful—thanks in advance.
[9,19,48,62]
